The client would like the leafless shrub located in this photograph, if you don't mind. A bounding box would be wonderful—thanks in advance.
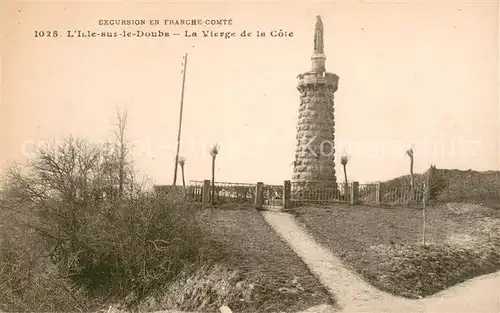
[0,113,223,311]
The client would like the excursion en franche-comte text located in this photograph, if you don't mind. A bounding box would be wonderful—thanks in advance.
[33,18,295,39]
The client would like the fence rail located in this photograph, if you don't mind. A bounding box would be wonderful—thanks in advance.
[359,183,377,204]
[383,184,424,206]
[214,183,255,204]
[290,181,349,205]
[190,180,254,187]
[188,180,255,205]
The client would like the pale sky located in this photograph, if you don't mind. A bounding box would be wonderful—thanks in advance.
[2,1,499,185]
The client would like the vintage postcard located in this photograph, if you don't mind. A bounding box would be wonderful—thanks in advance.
[1,1,499,313]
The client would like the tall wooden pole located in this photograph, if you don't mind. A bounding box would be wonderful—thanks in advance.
[173,52,188,186]
[422,182,427,246]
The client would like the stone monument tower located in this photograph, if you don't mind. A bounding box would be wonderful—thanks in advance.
[292,16,339,195]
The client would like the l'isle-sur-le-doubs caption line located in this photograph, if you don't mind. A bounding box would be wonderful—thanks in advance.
[33,29,295,39]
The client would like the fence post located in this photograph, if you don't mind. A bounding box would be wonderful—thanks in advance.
[376,182,384,205]
[344,182,350,202]
[202,179,211,207]
[254,182,264,210]
[283,180,291,210]
[350,181,359,205]
[381,182,386,205]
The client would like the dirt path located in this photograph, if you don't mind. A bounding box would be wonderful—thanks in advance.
[421,270,500,313]
[262,211,500,313]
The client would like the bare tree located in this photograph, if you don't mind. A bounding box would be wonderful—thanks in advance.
[210,144,220,206]
[178,156,186,193]
[112,109,131,201]
[420,165,446,246]
[0,137,108,311]
[0,112,189,307]
[1,132,206,304]
[406,147,415,188]
[340,154,349,200]
[2,137,111,268]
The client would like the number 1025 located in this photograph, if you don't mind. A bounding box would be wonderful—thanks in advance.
[34,30,59,38]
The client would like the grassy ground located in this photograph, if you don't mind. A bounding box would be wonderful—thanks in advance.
[292,203,500,298]
[0,196,332,313]
[193,207,334,313]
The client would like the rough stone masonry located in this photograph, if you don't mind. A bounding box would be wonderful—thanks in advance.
[292,16,339,196]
